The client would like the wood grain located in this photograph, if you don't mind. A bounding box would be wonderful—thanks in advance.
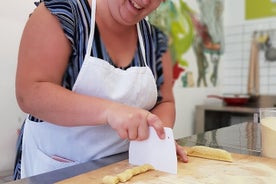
[56,151,276,184]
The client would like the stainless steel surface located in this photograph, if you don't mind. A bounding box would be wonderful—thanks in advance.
[178,122,261,156]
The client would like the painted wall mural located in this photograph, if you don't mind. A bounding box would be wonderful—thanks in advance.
[148,0,224,88]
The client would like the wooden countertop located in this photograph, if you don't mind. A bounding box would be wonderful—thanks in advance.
[8,122,263,184]
[56,152,276,184]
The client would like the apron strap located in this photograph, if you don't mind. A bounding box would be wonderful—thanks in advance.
[86,0,96,55]
[137,23,147,67]
[86,0,147,66]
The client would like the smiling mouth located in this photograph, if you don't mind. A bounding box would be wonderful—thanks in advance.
[130,0,143,10]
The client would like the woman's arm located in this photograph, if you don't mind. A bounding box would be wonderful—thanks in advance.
[151,50,188,163]
[150,51,175,128]
[15,3,164,140]
[16,3,107,126]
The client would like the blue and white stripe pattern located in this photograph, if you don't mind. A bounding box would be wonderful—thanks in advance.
[43,0,168,96]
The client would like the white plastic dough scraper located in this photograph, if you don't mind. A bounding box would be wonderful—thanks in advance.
[129,127,177,174]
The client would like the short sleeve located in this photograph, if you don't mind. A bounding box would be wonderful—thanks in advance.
[151,25,169,101]
[154,26,169,62]
[43,0,76,46]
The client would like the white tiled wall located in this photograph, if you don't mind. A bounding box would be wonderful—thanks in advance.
[222,20,276,95]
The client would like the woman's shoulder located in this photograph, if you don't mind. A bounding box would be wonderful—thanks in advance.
[42,0,90,13]
[41,0,90,27]
[40,0,91,47]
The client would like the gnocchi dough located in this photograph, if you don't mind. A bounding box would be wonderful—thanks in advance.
[102,175,119,184]
[102,164,154,184]
[187,146,233,162]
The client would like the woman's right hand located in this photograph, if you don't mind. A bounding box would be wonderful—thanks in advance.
[105,103,165,141]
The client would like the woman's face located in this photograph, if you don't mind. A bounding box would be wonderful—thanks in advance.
[108,0,164,25]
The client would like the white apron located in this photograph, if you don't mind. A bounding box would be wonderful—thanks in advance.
[21,0,158,178]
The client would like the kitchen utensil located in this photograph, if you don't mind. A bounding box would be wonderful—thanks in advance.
[259,108,276,159]
[247,36,260,96]
[207,94,250,106]
[264,31,276,61]
[56,151,276,184]
[129,127,177,174]
[265,47,276,61]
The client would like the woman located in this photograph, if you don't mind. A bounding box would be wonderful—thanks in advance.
[14,0,188,179]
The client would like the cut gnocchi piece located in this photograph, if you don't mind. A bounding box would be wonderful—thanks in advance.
[102,164,154,184]
[102,175,119,184]
[117,169,133,182]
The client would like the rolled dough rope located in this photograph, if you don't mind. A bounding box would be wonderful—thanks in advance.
[117,169,133,182]
[102,164,154,184]
[187,146,233,162]
[102,175,119,184]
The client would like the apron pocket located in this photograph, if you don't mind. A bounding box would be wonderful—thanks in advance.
[33,148,79,175]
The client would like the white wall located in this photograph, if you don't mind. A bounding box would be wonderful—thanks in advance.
[0,1,34,172]
[224,0,245,26]
[173,86,222,139]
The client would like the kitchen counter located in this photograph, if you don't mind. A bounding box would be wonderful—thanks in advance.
[195,105,258,133]
[7,122,261,184]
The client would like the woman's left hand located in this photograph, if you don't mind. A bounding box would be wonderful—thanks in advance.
[175,142,188,163]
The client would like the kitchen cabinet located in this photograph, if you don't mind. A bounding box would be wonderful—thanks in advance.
[195,105,258,133]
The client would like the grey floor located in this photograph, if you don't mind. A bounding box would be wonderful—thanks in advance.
[0,170,13,183]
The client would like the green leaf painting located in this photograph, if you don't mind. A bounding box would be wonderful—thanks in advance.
[149,0,224,87]
[148,1,194,67]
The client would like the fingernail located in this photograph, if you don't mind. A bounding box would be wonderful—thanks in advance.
[161,132,165,139]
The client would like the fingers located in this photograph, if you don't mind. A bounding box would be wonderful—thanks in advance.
[125,112,147,140]
[136,122,149,141]
[118,112,164,141]
[127,113,149,141]
[117,113,148,141]
[118,123,139,140]
[107,105,165,141]
[176,142,188,163]
[117,129,128,140]
[146,113,165,139]
[127,112,164,140]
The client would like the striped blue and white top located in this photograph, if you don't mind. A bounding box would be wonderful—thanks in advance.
[14,1,169,179]
[43,0,168,101]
